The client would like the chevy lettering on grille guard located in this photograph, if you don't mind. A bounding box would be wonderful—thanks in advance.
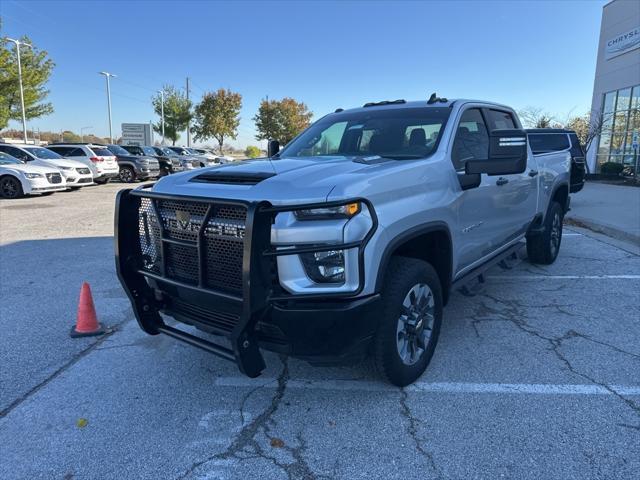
[115,186,377,378]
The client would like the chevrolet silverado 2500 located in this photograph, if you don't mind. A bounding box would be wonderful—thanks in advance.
[116,96,571,386]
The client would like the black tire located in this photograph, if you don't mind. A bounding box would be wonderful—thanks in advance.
[373,257,443,387]
[527,201,564,265]
[95,178,109,185]
[0,175,24,199]
[40,192,55,196]
[119,166,136,183]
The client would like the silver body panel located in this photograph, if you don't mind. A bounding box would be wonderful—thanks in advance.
[150,100,571,297]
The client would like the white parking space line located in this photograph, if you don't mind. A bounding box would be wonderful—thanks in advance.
[488,275,640,280]
[562,233,582,236]
[211,377,640,395]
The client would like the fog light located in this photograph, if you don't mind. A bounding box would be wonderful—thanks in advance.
[300,249,345,283]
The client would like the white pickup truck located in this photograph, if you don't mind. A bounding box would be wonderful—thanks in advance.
[116,95,571,386]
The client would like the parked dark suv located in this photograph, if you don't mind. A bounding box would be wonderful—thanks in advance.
[105,145,160,183]
[121,145,183,176]
[526,129,586,193]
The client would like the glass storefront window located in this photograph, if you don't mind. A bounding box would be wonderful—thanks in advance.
[631,86,640,110]
[596,84,640,172]
[616,88,632,111]
[603,91,617,113]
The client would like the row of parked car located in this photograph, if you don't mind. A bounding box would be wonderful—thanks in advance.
[0,142,232,199]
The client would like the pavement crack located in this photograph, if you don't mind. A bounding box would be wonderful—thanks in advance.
[473,293,640,421]
[177,356,318,480]
[0,325,121,419]
[399,388,441,477]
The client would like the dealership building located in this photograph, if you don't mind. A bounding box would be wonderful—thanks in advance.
[588,0,640,173]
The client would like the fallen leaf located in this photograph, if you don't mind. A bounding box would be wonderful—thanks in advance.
[270,437,285,448]
[76,418,88,428]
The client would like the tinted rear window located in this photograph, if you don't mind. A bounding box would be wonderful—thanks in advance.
[527,133,570,154]
[90,147,114,156]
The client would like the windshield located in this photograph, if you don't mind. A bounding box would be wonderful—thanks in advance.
[159,147,178,156]
[280,107,451,160]
[0,151,22,165]
[107,145,130,155]
[24,147,63,159]
[142,146,157,156]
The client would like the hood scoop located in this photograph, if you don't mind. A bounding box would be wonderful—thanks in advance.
[189,170,276,186]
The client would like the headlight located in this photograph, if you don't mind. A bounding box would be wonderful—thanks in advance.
[300,249,345,283]
[24,172,43,179]
[294,202,360,220]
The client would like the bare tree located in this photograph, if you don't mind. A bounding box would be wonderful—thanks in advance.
[518,106,556,129]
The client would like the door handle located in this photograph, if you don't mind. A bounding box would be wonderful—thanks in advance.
[528,169,539,177]
[496,177,509,186]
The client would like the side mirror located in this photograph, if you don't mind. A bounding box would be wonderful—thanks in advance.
[465,129,527,176]
[267,139,280,157]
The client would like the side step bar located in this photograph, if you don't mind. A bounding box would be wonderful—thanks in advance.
[452,241,525,295]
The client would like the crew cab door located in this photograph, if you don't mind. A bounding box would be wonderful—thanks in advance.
[451,107,537,275]
[451,108,502,272]
[482,108,538,245]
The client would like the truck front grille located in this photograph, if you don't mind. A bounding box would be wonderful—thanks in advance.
[138,197,246,294]
[46,173,62,184]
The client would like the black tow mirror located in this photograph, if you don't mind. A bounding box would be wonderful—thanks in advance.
[465,129,527,176]
[267,139,280,157]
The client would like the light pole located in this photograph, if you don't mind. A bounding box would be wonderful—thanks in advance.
[5,38,32,143]
[158,89,165,145]
[80,126,93,143]
[99,71,116,143]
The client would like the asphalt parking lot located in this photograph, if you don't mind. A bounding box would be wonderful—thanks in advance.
[1,184,639,480]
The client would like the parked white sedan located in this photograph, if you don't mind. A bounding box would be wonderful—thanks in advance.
[0,151,67,198]
[0,144,94,189]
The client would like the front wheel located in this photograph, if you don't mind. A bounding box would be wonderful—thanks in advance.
[0,176,24,199]
[527,201,564,265]
[373,257,443,386]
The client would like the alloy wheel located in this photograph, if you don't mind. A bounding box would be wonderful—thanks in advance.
[0,177,19,198]
[550,212,561,257]
[396,283,435,366]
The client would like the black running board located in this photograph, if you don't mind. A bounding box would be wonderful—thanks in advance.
[452,241,525,295]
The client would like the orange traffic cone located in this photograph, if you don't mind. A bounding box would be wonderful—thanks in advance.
[70,282,105,337]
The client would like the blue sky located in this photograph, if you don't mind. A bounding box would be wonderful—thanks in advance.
[2,0,605,148]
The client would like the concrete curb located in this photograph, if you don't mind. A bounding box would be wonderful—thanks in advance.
[565,216,640,246]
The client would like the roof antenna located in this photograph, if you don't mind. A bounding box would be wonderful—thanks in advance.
[427,92,448,104]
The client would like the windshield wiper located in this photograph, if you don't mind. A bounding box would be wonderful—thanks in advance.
[378,154,425,160]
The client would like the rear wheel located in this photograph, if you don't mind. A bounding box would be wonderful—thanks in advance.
[119,166,136,183]
[527,201,564,265]
[0,176,24,199]
[373,257,443,386]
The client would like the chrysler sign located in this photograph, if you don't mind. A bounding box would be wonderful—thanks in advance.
[605,26,640,60]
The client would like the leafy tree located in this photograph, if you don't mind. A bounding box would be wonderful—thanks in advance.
[192,88,242,154]
[0,30,55,129]
[244,145,261,158]
[151,85,191,145]
[254,97,312,144]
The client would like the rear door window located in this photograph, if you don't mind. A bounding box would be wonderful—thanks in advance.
[486,109,516,130]
[528,134,570,154]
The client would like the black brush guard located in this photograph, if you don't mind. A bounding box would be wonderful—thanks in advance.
[115,187,377,378]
